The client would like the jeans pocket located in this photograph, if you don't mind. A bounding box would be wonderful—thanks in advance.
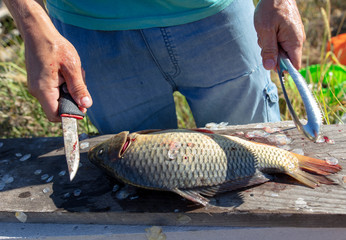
[264,81,280,122]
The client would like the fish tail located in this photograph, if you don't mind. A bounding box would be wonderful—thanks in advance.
[293,153,342,175]
[287,153,341,188]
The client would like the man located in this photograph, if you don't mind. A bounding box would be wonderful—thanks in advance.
[4,0,305,134]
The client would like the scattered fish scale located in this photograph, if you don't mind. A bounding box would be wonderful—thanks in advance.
[115,185,137,200]
[63,192,71,198]
[74,189,82,197]
[2,174,14,184]
[266,134,292,145]
[80,142,90,149]
[19,154,31,162]
[41,174,49,181]
[263,126,281,134]
[245,130,269,138]
[325,157,339,166]
[0,159,9,164]
[316,135,335,144]
[46,176,54,183]
[292,148,305,155]
[42,187,50,194]
[15,212,27,223]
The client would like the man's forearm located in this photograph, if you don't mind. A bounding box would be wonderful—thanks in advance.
[3,0,53,41]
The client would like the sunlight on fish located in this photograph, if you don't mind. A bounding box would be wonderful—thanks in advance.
[88,129,341,206]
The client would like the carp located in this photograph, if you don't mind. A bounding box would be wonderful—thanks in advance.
[88,129,341,206]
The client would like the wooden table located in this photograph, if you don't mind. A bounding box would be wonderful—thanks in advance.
[0,121,345,227]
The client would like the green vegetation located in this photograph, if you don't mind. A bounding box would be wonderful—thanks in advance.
[0,0,345,138]
[285,64,345,124]
[0,23,98,137]
[277,0,346,125]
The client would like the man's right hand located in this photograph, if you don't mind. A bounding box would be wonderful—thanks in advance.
[4,0,92,122]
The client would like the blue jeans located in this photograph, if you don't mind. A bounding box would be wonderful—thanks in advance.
[52,0,280,134]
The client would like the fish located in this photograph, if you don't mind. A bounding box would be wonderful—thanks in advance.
[88,129,341,206]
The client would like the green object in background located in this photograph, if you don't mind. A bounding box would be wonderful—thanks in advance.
[288,64,345,98]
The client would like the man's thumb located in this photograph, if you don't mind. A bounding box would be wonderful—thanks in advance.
[259,31,278,70]
[60,65,92,109]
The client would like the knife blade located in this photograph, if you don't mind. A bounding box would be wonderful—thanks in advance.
[58,83,85,181]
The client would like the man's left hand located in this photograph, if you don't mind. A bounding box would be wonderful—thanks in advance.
[254,0,306,70]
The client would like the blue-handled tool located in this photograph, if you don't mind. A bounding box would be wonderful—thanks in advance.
[277,51,322,141]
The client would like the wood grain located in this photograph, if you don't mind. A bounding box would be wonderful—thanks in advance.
[0,121,345,227]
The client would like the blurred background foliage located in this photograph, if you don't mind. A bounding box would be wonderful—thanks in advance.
[0,0,345,138]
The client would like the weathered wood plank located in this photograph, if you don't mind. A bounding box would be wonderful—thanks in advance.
[0,121,345,227]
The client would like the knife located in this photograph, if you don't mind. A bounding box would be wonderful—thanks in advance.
[58,83,85,181]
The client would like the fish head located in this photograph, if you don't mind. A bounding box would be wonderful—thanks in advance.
[88,131,130,167]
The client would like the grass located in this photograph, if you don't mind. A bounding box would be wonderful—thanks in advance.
[0,24,98,138]
[0,0,345,138]
[0,58,98,137]
[275,0,346,125]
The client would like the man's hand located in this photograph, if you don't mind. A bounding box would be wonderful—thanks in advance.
[4,0,92,122]
[25,31,92,122]
[254,0,306,70]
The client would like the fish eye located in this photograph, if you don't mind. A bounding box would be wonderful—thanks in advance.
[98,148,104,156]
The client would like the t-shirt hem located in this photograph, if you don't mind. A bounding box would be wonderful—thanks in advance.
[47,0,233,31]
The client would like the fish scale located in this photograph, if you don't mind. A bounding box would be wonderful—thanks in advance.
[103,131,269,188]
[88,129,341,206]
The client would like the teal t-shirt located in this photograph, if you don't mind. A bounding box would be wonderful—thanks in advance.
[46,0,233,31]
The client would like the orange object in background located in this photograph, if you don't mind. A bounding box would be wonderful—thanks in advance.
[327,33,346,65]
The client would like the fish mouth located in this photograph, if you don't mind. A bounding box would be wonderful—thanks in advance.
[88,131,131,164]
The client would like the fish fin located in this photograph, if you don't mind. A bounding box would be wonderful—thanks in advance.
[195,172,272,197]
[172,188,210,206]
[286,169,336,188]
[134,129,165,134]
[292,153,342,175]
[173,173,271,206]
[134,128,214,135]
[286,153,341,188]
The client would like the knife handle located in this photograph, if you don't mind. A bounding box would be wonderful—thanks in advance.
[58,83,85,120]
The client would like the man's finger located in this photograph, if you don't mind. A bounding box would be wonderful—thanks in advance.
[60,58,93,109]
[285,46,302,70]
[258,29,278,70]
[36,88,61,122]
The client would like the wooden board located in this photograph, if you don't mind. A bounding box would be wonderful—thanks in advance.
[0,121,346,227]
